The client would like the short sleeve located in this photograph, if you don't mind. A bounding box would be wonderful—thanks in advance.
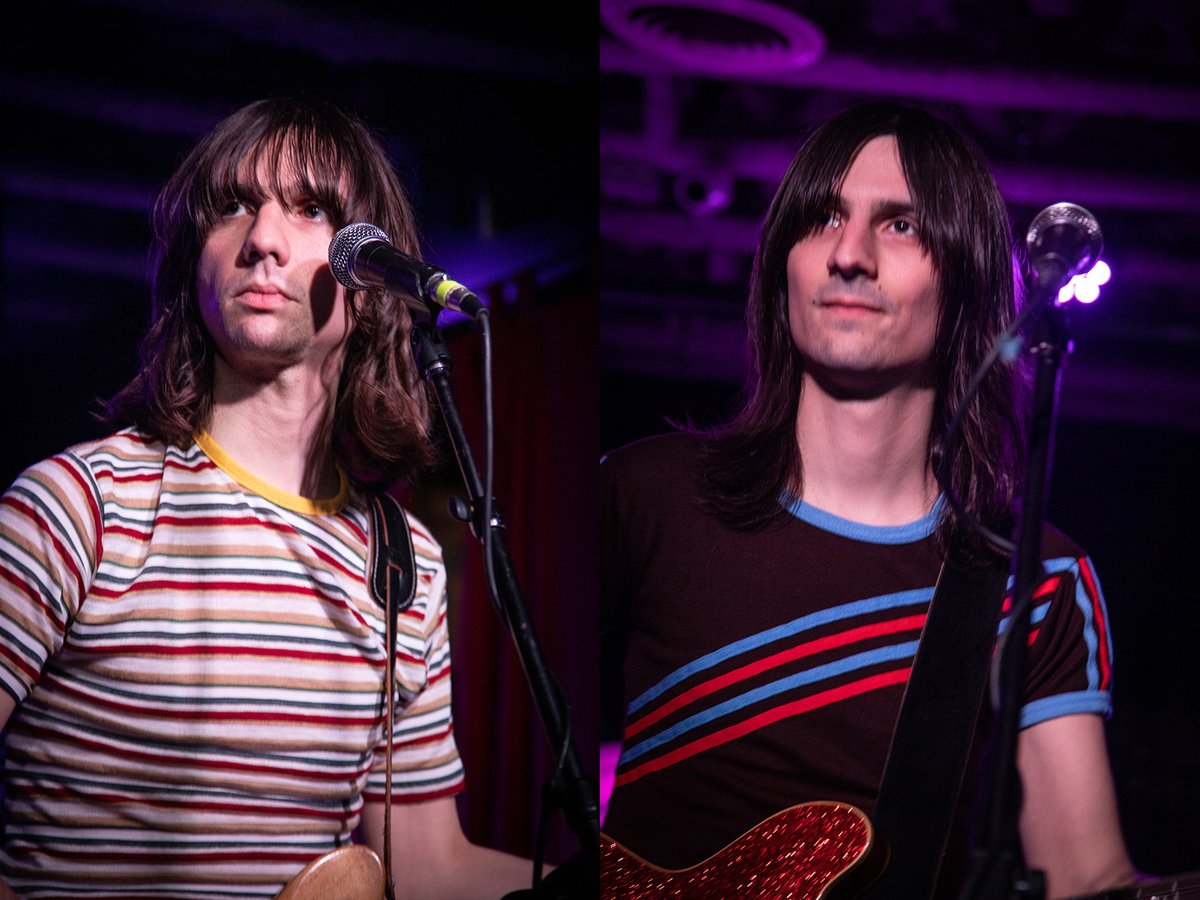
[1018,554,1114,728]
[0,453,103,704]
[363,518,464,802]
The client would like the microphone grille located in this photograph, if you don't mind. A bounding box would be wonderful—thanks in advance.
[1025,202,1103,271]
[329,222,390,291]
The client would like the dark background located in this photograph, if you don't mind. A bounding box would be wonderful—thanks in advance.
[600,0,1200,880]
[1,0,596,871]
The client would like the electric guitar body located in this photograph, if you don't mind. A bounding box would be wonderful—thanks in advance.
[600,801,887,899]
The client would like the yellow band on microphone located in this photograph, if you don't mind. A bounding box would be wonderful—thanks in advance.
[434,279,468,309]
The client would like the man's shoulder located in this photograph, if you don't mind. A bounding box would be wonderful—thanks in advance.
[1040,521,1088,564]
[601,431,710,526]
[10,428,171,490]
[61,427,171,465]
[601,430,700,480]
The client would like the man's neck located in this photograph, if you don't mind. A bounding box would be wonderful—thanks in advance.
[794,370,938,526]
[206,357,342,501]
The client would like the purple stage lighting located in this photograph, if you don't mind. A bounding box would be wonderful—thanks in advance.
[600,0,825,75]
[1057,259,1111,305]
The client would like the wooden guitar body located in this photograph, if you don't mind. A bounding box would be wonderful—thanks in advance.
[600,801,886,899]
[275,845,386,900]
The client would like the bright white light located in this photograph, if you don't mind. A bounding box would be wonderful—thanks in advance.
[1056,259,1111,304]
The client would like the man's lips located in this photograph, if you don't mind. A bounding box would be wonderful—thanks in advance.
[818,295,885,313]
[236,284,294,306]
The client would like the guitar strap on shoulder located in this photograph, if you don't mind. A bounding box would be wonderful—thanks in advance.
[368,492,417,900]
[369,492,418,617]
[862,557,1008,900]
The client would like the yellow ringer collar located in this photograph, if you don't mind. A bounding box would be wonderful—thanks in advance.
[195,431,349,515]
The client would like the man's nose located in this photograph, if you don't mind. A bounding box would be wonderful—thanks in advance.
[826,218,877,280]
[240,201,290,266]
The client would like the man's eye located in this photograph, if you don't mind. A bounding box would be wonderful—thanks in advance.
[221,199,247,216]
[890,219,919,236]
[301,203,328,221]
[821,210,841,228]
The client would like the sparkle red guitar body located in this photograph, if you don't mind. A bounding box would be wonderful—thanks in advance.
[600,801,887,899]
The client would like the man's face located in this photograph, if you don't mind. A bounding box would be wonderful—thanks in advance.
[786,135,941,392]
[196,156,349,379]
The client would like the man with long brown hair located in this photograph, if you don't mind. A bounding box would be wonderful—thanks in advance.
[0,98,534,898]
[601,102,1136,897]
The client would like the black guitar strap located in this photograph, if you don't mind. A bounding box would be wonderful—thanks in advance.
[861,557,1009,899]
[369,492,417,617]
[367,492,417,900]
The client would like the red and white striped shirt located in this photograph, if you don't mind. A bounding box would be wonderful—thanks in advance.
[0,428,463,897]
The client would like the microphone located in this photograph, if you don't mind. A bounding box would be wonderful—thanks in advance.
[1024,203,1103,300]
[328,222,485,319]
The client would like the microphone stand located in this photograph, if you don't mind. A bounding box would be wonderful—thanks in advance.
[960,291,1071,900]
[409,312,600,899]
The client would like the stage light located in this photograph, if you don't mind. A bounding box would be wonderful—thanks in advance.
[1074,280,1101,303]
[1056,259,1110,305]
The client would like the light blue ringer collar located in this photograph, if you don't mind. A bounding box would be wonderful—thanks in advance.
[784,493,945,545]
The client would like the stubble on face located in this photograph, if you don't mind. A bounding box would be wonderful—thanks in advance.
[206,266,344,371]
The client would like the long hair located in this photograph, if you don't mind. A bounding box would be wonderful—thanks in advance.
[104,97,434,486]
[697,101,1027,563]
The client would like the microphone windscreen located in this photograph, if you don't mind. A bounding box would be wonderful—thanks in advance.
[329,222,390,291]
[1025,202,1103,278]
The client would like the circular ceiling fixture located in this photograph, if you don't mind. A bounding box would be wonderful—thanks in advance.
[601,0,826,75]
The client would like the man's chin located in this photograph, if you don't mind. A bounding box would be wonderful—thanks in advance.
[215,342,308,382]
[802,359,934,400]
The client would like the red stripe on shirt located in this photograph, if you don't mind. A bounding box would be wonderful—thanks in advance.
[1076,558,1111,689]
[0,642,41,684]
[624,614,926,740]
[2,496,86,601]
[51,456,103,567]
[1001,573,1062,614]
[110,472,166,484]
[24,784,353,820]
[38,674,381,725]
[15,722,373,782]
[0,556,61,624]
[365,781,464,803]
[615,667,911,787]
[68,642,387,666]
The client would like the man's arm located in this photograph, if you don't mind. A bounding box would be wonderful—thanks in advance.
[361,796,537,900]
[1017,713,1136,899]
[0,693,17,899]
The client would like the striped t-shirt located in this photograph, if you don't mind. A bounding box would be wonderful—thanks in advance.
[0,428,463,897]
[601,432,1113,881]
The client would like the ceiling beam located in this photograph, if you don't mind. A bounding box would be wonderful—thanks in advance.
[601,131,1200,213]
[601,39,1200,123]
